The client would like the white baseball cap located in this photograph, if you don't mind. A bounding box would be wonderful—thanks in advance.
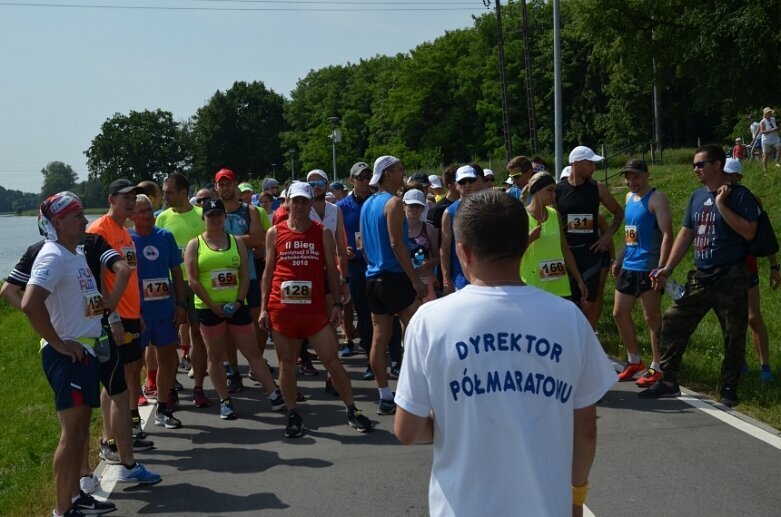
[504,177,513,186]
[428,175,444,189]
[560,166,571,179]
[455,165,478,182]
[568,146,604,164]
[402,189,427,206]
[484,168,495,178]
[287,181,312,199]
[724,157,743,175]
[370,156,401,186]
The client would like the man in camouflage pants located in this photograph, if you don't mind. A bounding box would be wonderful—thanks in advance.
[638,144,759,407]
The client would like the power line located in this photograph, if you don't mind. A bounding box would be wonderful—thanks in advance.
[195,1,477,4]
[0,1,484,11]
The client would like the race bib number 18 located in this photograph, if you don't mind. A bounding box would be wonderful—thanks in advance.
[625,225,639,246]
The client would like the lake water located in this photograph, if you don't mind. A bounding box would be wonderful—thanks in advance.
[0,215,99,278]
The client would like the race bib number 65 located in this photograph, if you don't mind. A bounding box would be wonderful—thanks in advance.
[211,269,238,290]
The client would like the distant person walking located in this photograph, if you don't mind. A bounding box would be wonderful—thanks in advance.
[759,107,781,171]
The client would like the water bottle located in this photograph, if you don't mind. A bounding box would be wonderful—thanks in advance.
[413,249,425,269]
[223,302,237,315]
[665,279,686,301]
[123,332,140,344]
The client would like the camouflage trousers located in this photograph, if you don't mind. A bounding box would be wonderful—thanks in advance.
[660,261,748,390]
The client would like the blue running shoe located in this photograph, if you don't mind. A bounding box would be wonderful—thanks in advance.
[117,463,162,484]
[220,398,237,420]
[760,365,774,383]
[377,398,396,415]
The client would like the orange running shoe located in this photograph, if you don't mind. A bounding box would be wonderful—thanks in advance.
[618,361,646,382]
[635,368,662,387]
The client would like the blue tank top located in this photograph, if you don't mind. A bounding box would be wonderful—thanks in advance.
[224,202,257,280]
[445,199,468,289]
[623,189,661,272]
[361,191,408,277]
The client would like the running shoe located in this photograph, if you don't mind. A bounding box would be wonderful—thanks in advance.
[142,384,157,400]
[220,398,237,420]
[348,409,373,432]
[72,490,116,515]
[187,367,195,379]
[324,378,339,397]
[269,388,286,411]
[80,474,100,495]
[56,509,87,517]
[285,411,304,438]
[295,390,306,402]
[618,361,646,382]
[180,356,192,371]
[116,463,162,484]
[193,387,211,408]
[133,438,154,452]
[227,374,244,393]
[637,381,680,399]
[720,387,739,408]
[99,440,119,464]
[362,366,374,381]
[154,410,182,429]
[299,360,318,376]
[760,365,774,383]
[635,368,662,387]
[248,370,258,382]
[340,344,354,357]
[173,379,184,391]
[131,416,145,438]
[377,398,397,415]
[389,361,401,379]
[137,394,149,407]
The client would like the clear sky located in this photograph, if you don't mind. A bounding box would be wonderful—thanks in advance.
[0,0,488,193]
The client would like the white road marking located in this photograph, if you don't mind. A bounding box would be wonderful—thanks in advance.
[584,505,596,517]
[612,361,781,450]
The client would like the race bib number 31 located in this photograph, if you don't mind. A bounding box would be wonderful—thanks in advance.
[538,259,566,281]
[281,280,312,304]
[211,269,238,290]
[143,278,171,301]
[567,214,594,234]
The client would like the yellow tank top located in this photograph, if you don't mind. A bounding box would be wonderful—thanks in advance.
[520,206,572,297]
[195,234,242,309]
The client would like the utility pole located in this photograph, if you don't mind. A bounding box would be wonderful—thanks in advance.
[491,0,513,162]
[553,0,563,178]
[520,0,538,154]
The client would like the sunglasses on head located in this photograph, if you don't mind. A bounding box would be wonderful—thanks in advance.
[458,178,478,186]
[308,179,327,188]
[693,160,714,169]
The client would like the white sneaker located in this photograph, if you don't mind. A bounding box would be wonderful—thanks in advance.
[79,473,100,494]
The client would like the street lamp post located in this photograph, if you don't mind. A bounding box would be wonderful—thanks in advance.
[289,148,296,180]
[271,163,277,179]
[327,116,341,182]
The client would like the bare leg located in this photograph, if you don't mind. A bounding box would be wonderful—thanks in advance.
[232,324,277,396]
[310,325,354,406]
[155,344,179,410]
[613,291,640,357]
[271,331,303,411]
[747,285,770,365]
[200,325,230,401]
[54,406,91,515]
[639,288,663,366]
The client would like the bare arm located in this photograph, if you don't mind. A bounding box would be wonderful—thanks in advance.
[322,227,343,326]
[590,182,624,253]
[237,205,264,250]
[572,405,598,513]
[170,265,186,326]
[258,226,277,330]
[334,209,349,278]
[651,226,694,289]
[650,191,674,267]
[184,237,216,313]
[235,238,250,303]
[394,407,434,445]
[440,209,454,292]
[102,259,130,313]
[386,197,426,296]
[0,282,23,310]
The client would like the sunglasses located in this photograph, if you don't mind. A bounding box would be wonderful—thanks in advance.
[308,179,327,188]
[353,174,371,182]
[693,160,714,169]
[457,178,478,186]
[484,177,495,182]
[195,197,210,205]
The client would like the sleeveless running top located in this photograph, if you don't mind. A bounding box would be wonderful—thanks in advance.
[267,220,328,315]
[224,202,257,280]
[622,189,661,272]
[445,199,468,289]
[361,191,407,277]
[408,221,433,259]
[520,206,571,296]
[555,178,600,248]
[194,234,241,309]
[309,201,339,234]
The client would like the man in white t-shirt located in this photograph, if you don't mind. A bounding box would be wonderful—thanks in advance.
[22,193,115,517]
[394,189,617,517]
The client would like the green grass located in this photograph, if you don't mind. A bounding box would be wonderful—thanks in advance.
[0,300,104,516]
[595,153,781,429]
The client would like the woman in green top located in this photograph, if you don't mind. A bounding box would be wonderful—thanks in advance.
[520,172,587,304]
[184,199,283,420]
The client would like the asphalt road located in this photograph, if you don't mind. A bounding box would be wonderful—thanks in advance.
[95,349,781,517]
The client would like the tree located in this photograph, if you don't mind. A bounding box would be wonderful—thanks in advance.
[85,109,190,185]
[40,161,78,198]
[190,81,287,183]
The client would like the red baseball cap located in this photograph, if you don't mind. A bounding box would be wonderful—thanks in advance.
[215,168,236,183]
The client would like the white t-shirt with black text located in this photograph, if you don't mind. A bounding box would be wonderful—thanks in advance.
[396,284,617,517]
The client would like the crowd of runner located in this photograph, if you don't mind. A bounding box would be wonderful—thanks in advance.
[1,142,775,517]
